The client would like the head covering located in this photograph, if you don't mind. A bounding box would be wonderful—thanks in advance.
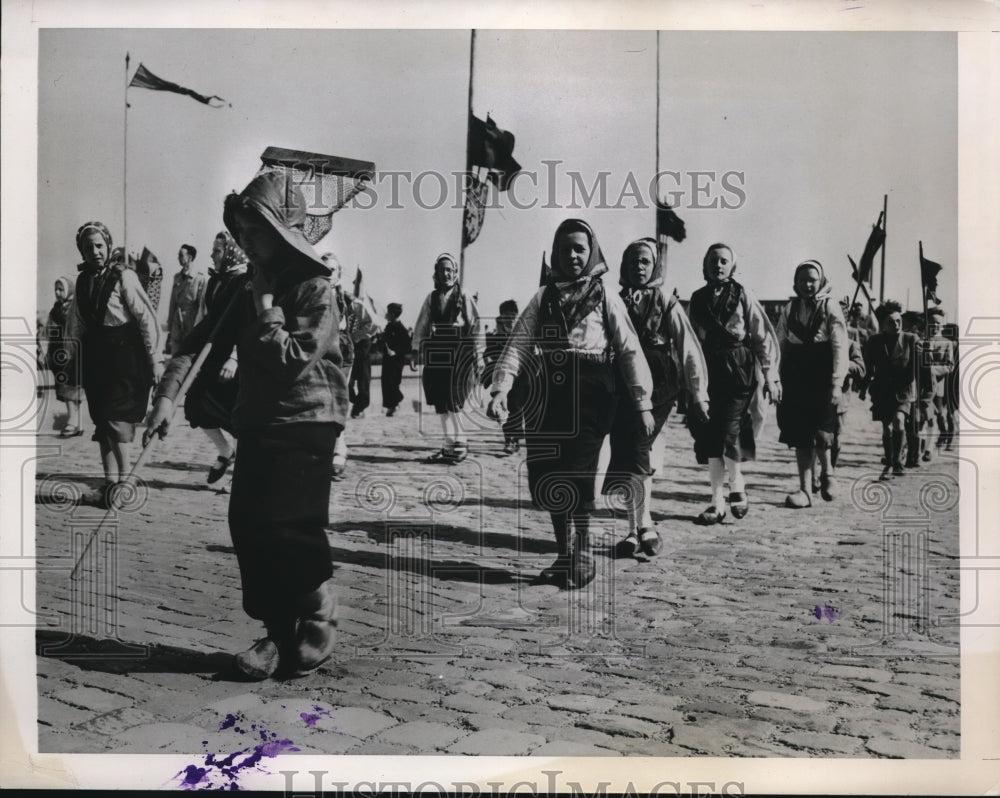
[548,219,607,284]
[75,221,113,265]
[792,259,831,302]
[619,237,663,289]
[223,170,329,276]
[701,242,736,285]
[213,231,249,274]
[433,252,459,291]
[54,274,75,301]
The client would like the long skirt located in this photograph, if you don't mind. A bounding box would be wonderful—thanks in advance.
[80,322,153,443]
[525,352,617,516]
[228,423,338,623]
[421,328,475,413]
[777,341,838,450]
[690,342,756,464]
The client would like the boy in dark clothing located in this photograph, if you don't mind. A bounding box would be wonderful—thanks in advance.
[380,302,411,416]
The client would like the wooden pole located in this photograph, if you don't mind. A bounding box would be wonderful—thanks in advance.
[123,53,130,258]
[878,193,887,302]
[459,29,476,290]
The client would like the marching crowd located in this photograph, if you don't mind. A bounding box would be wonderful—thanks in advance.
[39,171,958,679]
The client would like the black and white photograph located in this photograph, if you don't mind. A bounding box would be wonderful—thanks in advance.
[2,1,998,793]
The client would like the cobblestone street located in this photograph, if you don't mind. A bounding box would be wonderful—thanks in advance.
[32,370,960,765]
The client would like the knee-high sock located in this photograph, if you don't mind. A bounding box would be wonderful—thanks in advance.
[709,457,726,507]
[724,455,745,494]
[448,411,466,447]
[439,413,453,450]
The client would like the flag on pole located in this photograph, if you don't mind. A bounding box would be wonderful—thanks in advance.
[655,199,686,243]
[539,251,549,286]
[467,113,521,192]
[352,268,384,327]
[857,213,885,284]
[920,248,943,305]
[462,175,490,247]
[129,63,228,108]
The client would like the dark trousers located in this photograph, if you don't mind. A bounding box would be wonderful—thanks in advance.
[228,423,338,622]
[381,355,405,409]
[349,337,372,415]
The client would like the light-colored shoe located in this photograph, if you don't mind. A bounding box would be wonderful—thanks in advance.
[785,490,812,509]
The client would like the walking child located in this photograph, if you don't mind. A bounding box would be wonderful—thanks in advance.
[488,219,654,588]
[603,238,709,556]
[858,300,918,480]
[45,275,84,437]
[687,243,780,524]
[321,252,353,480]
[775,260,849,508]
[380,302,411,416]
[918,307,954,461]
[147,171,348,678]
[65,221,162,507]
[412,253,484,463]
[483,299,529,455]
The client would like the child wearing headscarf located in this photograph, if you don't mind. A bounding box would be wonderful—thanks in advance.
[380,302,411,417]
[859,300,918,480]
[488,219,654,589]
[147,171,348,679]
[915,307,954,463]
[484,299,529,455]
[320,252,353,480]
[603,238,709,557]
[412,253,484,462]
[65,221,162,507]
[156,231,250,489]
[775,260,849,508]
[687,243,780,525]
[45,275,84,437]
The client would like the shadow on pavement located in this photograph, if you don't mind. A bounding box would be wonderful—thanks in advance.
[36,629,232,676]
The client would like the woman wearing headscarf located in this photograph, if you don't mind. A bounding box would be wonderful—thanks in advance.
[46,275,84,437]
[411,253,484,463]
[65,221,162,507]
[488,219,654,589]
[775,260,849,508]
[157,231,250,488]
[603,238,710,557]
[687,243,780,525]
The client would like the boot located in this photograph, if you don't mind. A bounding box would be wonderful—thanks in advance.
[905,432,920,468]
[234,617,295,680]
[891,430,906,476]
[293,580,338,676]
[539,515,572,583]
[568,516,595,589]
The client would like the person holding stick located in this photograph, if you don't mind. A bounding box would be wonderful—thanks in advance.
[146,171,347,678]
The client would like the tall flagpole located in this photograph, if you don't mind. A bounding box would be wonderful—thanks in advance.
[459,29,476,289]
[123,52,130,261]
[878,193,887,303]
[655,31,668,271]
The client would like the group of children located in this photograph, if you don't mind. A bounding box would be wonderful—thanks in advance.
[48,194,958,676]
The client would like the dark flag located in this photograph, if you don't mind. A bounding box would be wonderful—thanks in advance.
[468,114,521,192]
[920,249,943,305]
[857,213,885,284]
[655,199,687,243]
[462,174,490,247]
[539,251,549,286]
[129,63,228,108]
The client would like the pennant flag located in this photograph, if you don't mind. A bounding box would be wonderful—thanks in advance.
[655,199,687,243]
[920,247,943,305]
[856,213,885,284]
[462,174,490,247]
[539,251,549,286]
[468,113,521,192]
[129,63,228,108]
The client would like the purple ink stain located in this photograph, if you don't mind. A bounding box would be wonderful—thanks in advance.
[813,602,842,623]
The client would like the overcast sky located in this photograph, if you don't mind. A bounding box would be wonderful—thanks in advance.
[37,29,956,326]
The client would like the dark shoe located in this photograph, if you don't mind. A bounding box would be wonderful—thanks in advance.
[351,411,365,420]
[820,473,835,502]
[567,548,595,589]
[921,450,931,462]
[538,555,571,584]
[697,506,726,525]
[207,455,234,484]
[294,581,338,676]
[892,464,906,477]
[616,532,639,559]
[234,638,281,680]
[59,425,84,439]
[501,439,518,456]
[424,448,457,464]
[451,444,469,463]
[385,406,396,417]
[638,527,662,557]
[879,467,892,482]
[729,491,749,519]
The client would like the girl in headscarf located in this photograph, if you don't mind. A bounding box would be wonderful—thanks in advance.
[411,253,484,463]
[775,260,849,508]
[65,221,162,508]
[488,219,654,589]
[603,238,710,557]
[158,231,250,489]
[46,275,84,437]
[147,171,348,679]
[687,243,780,525]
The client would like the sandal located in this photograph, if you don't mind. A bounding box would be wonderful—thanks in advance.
[424,448,458,464]
[207,454,234,484]
[638,527,662,556]
[784,489,812,509]
[697,505,726,525]
[616,531,639,558]
[729,491,749,519]
[59,426,84,438]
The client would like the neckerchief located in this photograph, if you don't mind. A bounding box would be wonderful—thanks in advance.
[691,279,746,347]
